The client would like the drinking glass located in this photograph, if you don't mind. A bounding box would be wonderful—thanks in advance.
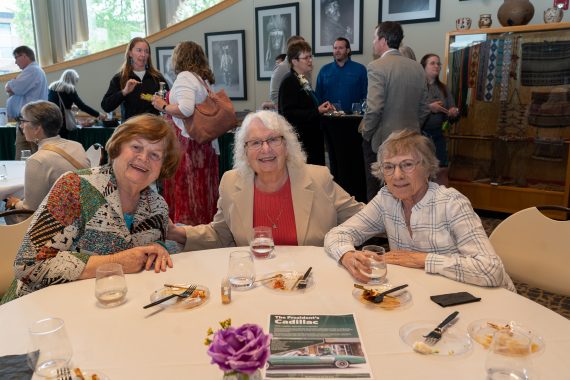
[227,250,255,290]
[485,330,534,380]
[250,226,275,259]
[95,263,127,307]
[360,245,387,284]
[27,317,72,377]
[351,102,362,115]
[0,164,7,181]
[20,150,32,161]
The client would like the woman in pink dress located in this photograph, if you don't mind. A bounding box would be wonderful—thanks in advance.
[152,41,219,225]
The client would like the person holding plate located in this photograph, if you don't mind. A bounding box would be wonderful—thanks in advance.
[324,129,515,291]
[167,110,363,250]
[1,114,180,303]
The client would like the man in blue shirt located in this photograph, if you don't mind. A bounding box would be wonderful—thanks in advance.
[5,46,48,159]
[315,37,367,113]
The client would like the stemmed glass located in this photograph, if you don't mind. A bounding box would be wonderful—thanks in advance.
[485,330,534,379]
[27,317,73,377]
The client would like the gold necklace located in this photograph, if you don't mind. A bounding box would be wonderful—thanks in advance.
[266,205,285,229]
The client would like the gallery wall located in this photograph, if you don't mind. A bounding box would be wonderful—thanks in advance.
[0,0,563,114]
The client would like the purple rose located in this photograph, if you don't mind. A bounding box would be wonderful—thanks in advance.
[207,324,271,374]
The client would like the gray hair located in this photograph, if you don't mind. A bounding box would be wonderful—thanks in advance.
[371,129,439,182]
[48,69,80,93]
[21,100,62,137]
[233,110,307,178]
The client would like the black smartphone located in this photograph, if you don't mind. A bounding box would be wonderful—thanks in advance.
[430,292,481,307]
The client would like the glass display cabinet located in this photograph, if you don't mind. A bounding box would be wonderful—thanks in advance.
[443,22,570,213]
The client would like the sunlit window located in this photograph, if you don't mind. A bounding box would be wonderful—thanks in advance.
[0,0,36,75]
[167,0,223,26]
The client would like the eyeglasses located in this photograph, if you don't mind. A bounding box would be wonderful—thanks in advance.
[16,116,31,124]
[296,55,313,61]
[244,136,285,151]
[381,160,420,176]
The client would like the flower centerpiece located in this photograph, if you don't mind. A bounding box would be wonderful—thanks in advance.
[206,318,272,380]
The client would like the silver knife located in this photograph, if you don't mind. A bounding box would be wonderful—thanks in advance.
[295,267,313,289]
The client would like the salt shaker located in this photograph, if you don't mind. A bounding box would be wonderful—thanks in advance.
[221,277,231,304]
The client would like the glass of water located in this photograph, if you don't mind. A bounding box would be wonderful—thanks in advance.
[227,250,255,290]
[250,226,275,259]
[485,330,534,380]
[360,245,387,284]
[27,317,72,377]
[20,150,32,161]
[0,164,7,181]
[351,102,362,115]
[95,263,127,307]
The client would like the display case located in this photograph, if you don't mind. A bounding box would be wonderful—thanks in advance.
[443,23,570,213]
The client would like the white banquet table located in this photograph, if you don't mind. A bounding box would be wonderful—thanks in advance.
[1,246,569,380]
[0,160,25,200]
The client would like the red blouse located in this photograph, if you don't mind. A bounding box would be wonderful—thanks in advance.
[253,177,298,245]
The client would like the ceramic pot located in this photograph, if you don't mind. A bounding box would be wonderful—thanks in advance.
[544,6,564,23]
[479,14,493,28]
[497,0,535,26]
[456,17,472,30]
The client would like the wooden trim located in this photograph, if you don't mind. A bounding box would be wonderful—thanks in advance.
[447,21,570,37]
[0,0,240,81]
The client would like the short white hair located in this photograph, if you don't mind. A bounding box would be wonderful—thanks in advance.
[233,110,307,178]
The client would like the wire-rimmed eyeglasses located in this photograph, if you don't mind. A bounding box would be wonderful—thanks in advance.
[381,160,420,176]
[244,136,285,151]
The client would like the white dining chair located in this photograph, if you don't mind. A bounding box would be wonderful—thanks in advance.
[86,143,105,167]
[0,209,34,297]
[489,205,570,296]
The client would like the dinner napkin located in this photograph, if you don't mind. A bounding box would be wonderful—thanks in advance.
[0,353,33,380]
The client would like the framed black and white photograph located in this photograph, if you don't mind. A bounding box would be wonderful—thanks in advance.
[155,46,175,88]
[379,0,440,24]
[205,30,247,100]
[312,0,363,56]
[255,3,299,80]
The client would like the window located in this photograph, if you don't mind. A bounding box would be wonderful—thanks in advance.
[167,0,223,27]
[0,0,36,74]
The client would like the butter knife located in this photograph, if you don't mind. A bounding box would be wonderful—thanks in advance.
[295,267,312,289]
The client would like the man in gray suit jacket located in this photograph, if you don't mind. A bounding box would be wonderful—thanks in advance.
[361,22,429,201]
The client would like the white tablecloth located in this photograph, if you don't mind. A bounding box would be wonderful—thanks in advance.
[0,160,25,199]
[1,246,569,379]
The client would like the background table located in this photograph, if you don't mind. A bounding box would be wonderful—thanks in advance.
[322,115,367,202]
[1,246,568,379]
[0,160,25,199]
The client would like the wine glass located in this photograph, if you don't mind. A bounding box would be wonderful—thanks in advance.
[227,250,255,290]
[27,317,73,377]
[95,263,128,307]
[360,245,387,284]
[250,226,275,259]
[485,330,534,380]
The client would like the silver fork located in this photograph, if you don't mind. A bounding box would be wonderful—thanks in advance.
[56,367,72,380]
[143,284,197,309]
[423,311,459,345]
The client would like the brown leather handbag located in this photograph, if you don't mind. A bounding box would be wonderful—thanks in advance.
[182,73,237,144]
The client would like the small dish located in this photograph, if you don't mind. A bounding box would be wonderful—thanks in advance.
[399,321,472,356]
[261,271,313,293]
[71,368,109,380]
[467,319,545,355]
[149,285,209,310]
[352,284,411,309]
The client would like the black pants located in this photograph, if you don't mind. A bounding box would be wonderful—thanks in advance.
[362,138,381,202]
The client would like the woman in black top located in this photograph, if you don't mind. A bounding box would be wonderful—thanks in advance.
[101,37,168,122]
[48,69,104,138]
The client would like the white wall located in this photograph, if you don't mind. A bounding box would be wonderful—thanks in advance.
[0,0,563,114]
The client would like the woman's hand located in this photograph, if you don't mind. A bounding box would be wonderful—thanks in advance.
[428,100,447,114]
[151,94,167,112]
[318,101,334,114]
[122,79,140,96]
[340,250,377,283]
[384,250,427,268]
[113,244,173,273]
[167,219,187,245]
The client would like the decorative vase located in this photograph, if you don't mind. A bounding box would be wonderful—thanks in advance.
[544,6,564,23]
[456,17,472,30]
[497,0,535,26]
[222,369,262,380]
[479,14,493,28]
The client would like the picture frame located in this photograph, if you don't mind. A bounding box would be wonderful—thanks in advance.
[255,3,299,80]
[312,0,363,56]
[205,30,247,100]
[378,0,440,24]
[155,46,175,88]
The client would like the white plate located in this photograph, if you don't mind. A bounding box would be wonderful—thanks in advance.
[71,369,109,380]
[261,271,314,293]
[149,285,209,310]
[352,284,412,309]
[399,321,472,356]
[467,319,545,355]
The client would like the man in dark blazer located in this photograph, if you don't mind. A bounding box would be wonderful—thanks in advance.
[361,22,429,201]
